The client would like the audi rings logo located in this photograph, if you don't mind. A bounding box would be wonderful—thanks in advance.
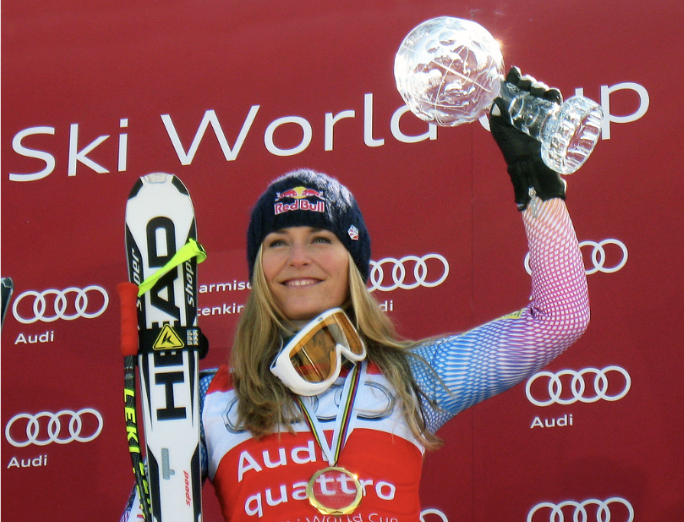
[526,366,631,407]
[420,508,449,522]
[12,285,109,324]
[5,408,104,447]
[528,497,634,522]
[368,254,449,292]
[524,239,628,275]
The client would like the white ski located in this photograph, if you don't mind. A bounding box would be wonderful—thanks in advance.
[125,173,203,522]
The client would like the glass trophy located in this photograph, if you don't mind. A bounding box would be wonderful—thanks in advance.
[394,16,603,174]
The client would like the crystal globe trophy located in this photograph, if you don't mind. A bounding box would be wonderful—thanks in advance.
[394,16,603,174]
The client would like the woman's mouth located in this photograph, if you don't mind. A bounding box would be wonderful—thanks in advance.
[283,278,320,287]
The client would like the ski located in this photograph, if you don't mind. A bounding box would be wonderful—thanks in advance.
[122,173,206,522]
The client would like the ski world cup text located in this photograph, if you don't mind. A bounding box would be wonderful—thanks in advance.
[8,83,648,182]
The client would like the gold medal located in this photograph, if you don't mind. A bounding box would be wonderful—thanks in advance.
[298,364,365,515]
[306,467,363,515]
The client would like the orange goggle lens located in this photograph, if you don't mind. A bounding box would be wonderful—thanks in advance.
[286,311,365,383]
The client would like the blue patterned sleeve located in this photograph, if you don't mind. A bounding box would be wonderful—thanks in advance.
[409,199,590,433]
[198,369,217,479]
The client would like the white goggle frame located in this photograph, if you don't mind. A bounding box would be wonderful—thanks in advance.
[270,308,366,396]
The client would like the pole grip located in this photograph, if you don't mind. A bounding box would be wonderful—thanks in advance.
[117,282,139,356]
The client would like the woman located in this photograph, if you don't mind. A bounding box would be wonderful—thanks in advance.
[122,70,590,521]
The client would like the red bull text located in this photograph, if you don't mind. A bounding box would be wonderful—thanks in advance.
[274,186,326,215]
[274,199,325,215]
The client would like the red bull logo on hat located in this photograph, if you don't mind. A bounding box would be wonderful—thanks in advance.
[274,186,326,215]
[275,186,325,201]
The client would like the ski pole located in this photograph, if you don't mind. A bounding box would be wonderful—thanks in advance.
[118,282,152,522]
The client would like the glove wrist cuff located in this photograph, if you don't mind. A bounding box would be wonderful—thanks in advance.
[508,157,566,210]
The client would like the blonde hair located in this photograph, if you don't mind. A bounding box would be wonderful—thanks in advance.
[229,249,443,450]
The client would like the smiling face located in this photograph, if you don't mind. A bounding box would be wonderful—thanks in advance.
[261,226,350,321]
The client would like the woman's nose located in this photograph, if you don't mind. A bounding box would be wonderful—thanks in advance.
[287,243,311,267]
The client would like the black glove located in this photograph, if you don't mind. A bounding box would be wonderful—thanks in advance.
[490,67,566,211]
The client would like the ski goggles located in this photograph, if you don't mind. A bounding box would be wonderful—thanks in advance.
[270,308,366,396]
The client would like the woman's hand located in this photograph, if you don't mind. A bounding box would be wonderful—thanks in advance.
[489,67,567,211]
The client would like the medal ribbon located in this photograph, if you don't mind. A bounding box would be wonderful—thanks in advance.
[296,361,365,466]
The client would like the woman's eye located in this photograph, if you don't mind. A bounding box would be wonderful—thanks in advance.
[312,235,332,244]
[267,238,287,248]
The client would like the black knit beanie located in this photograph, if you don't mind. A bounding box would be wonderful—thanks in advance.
[247,169,371,281]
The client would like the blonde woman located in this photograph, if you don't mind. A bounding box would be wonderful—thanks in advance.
[122,72,589,522]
